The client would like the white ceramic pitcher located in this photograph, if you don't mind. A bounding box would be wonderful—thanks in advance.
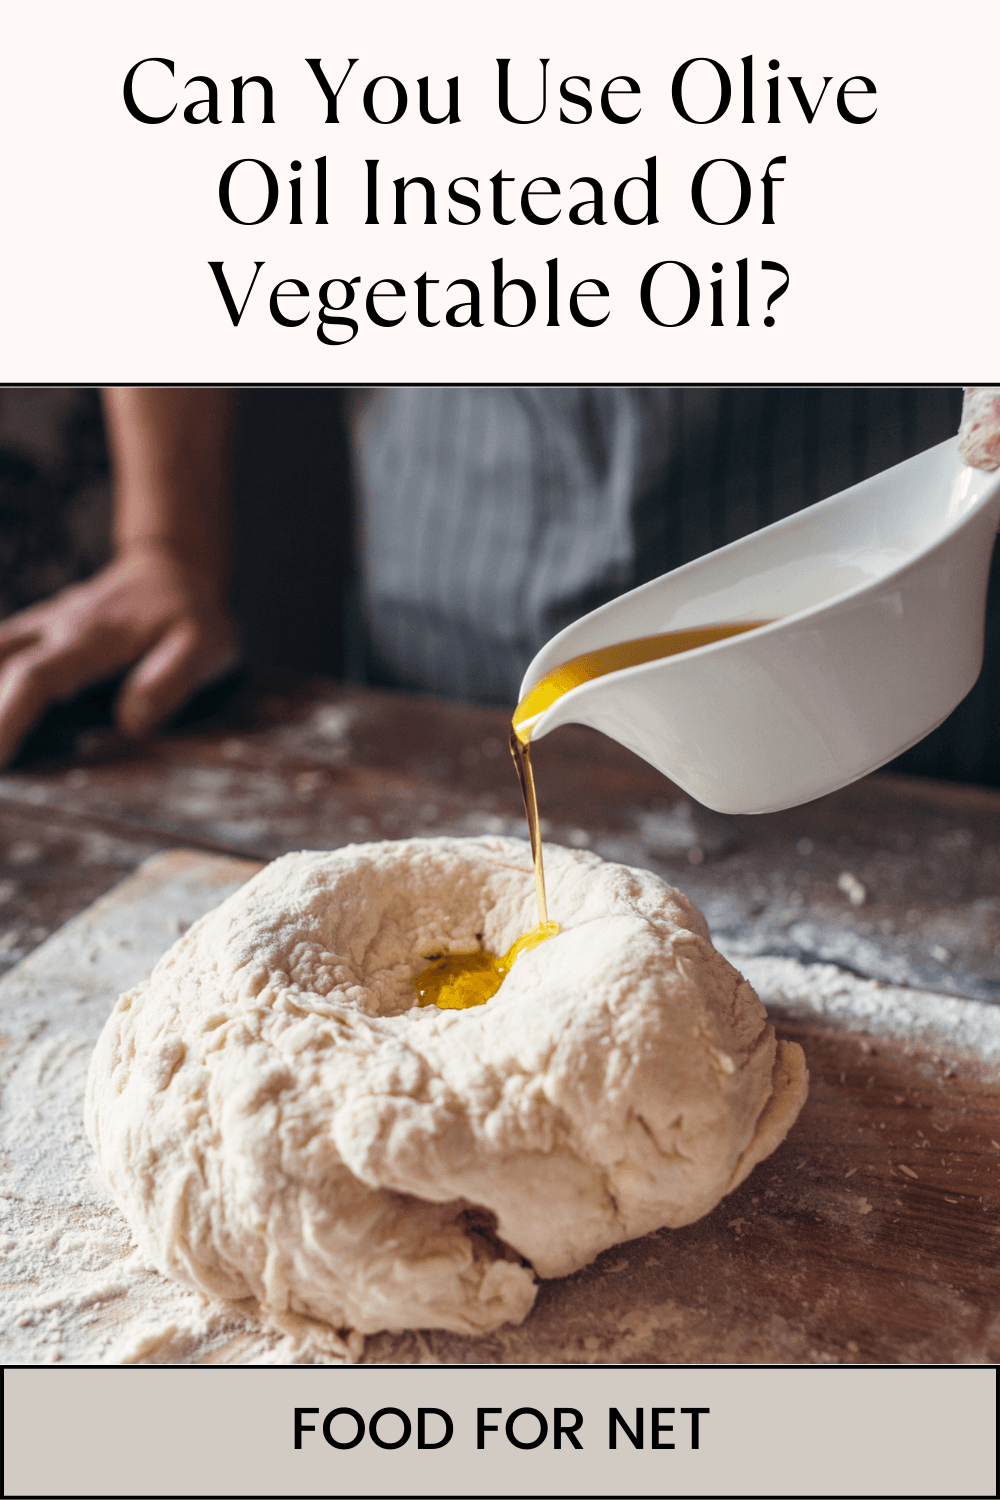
[518,438,1000,815]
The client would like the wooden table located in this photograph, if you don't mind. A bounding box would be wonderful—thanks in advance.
[1,673,998,1364]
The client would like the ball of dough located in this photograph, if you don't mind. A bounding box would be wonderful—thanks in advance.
[85,836,807,1340]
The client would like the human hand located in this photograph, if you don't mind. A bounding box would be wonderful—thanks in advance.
[957,387,1000,472]
[0,543,240,767]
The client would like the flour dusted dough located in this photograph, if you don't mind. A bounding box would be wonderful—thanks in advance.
[86,837,807,1341]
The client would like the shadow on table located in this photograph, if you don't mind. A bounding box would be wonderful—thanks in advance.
[10,671,246,769]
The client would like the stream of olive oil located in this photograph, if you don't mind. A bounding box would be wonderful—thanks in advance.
[414,620,769,1011]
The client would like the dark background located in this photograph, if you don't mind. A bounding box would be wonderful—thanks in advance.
[2,386,996,786]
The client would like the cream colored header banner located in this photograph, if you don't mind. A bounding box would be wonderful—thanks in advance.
[1,0,997,382]
[4,1365,996,1497]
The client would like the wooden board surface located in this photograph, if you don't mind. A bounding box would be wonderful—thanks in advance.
[6,674,1000,1007]
[2,847,997,1366]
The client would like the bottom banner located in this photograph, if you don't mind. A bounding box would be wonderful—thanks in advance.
[3,1364,994,1497]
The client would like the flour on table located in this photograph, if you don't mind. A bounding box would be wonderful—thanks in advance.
[85,837,808,1345]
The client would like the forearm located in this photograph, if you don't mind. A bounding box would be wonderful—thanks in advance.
[101,388,236,586]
